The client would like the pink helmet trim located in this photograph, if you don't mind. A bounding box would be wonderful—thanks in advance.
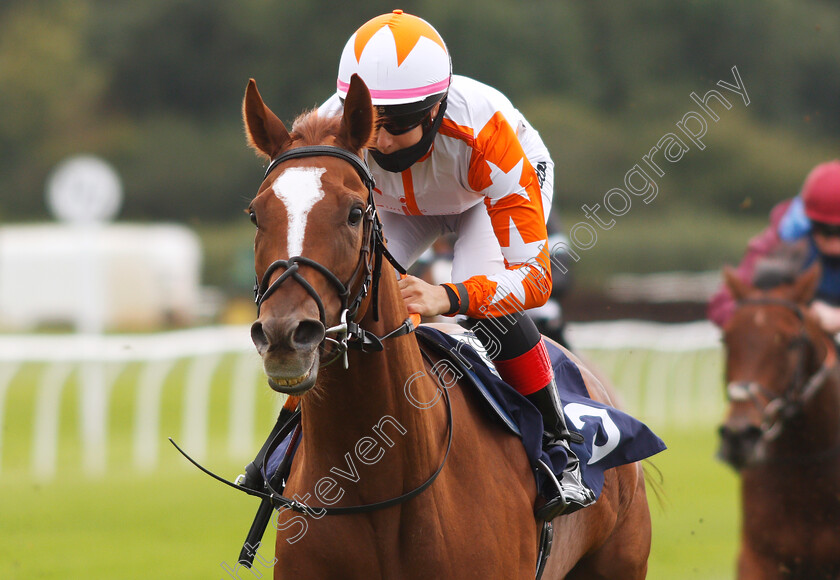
[337,78,450,101]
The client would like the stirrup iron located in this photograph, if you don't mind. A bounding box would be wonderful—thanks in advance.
[535,458,595,520]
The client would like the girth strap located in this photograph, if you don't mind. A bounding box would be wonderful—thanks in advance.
[235,405,301,567]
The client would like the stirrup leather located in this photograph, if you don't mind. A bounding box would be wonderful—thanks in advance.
[526,379,584,447]
[544,427,584,446]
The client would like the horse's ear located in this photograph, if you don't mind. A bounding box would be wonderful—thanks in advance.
[723,266,752,301]
[243,78,291,160]
[339,74,376,152]
[791,262,821,304]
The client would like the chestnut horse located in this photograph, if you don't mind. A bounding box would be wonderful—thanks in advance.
[719,265,840,579]
[242,74,651,579]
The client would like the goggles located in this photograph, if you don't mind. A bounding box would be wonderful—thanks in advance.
[376,107,433,136]
[811,221,840,238]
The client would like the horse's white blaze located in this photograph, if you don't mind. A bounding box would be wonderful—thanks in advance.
[272,167,327,257]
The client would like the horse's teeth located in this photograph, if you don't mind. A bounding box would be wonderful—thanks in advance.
[274,373,307,386]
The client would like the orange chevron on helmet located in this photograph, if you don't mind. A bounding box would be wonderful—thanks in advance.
[337,10,451,106]
[353,10,446,66]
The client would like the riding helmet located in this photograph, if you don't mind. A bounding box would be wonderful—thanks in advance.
[803,160,840,225]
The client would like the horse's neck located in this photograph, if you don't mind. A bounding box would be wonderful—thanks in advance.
[299,268,442,473]
[799,337,840,442]
[801,373,840,446]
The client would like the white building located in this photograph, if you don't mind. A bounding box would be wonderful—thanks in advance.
[0,224,202,331]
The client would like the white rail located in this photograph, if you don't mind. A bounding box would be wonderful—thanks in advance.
[0,322,725,480]
[568,320,726,428]
[0,326,263,480]
[567,319,720,351]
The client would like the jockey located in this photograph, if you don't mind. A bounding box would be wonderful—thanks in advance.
[708,160,840,332]
[320,10,594,517]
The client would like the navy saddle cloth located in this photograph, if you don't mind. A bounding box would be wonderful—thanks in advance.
[266,326,666,502]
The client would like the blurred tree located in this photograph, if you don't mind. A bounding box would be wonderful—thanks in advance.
[0,0,105,217]
[99,1,259,119]
[0,0,838,225]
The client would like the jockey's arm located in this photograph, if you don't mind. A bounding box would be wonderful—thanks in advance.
[707,199,794,327]
[810,300,840,335]
[398,183,553,319]
[441,117,552,319]
[398,275,450,317]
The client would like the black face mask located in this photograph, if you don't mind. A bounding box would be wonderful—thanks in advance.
[370,98,448,173]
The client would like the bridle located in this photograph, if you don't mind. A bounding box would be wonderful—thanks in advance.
[254,145,413,368]
[725,297,839,444]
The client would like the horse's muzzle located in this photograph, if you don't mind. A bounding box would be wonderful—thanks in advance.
[251,316,325,394]
[717,423,763,470]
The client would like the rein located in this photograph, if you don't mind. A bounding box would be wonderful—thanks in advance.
[726,297,840,447]
[170,381,453,516]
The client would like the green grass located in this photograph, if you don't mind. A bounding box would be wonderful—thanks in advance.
[0,466,267,580]
[0,426,740,579]
[0,353,742,578]
[647,429,740,580]
[0,354,284,580]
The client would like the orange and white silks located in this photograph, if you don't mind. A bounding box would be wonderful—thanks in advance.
[320,75,554,319]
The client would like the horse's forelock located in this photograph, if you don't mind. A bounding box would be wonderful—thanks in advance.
[290,109,342,147]
[290,107,374,153]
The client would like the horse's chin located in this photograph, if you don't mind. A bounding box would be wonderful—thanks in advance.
[717,440,762,471]
[717,446,746,471]
[266,353,319,395]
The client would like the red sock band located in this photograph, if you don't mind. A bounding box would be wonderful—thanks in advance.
[493,340,553,396]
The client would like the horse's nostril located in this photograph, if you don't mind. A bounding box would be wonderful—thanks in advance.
[292,319,325,350]
[743,425,763,443]
[251,321,269,354]
[720,423,762,443]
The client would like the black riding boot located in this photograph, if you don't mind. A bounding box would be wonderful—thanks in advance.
[526,380,596,519]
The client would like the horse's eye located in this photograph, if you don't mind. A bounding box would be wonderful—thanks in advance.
[348,206,364,226]
[249,210,258,227]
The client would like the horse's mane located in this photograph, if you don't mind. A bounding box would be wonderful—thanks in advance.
[753,239,810,290]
